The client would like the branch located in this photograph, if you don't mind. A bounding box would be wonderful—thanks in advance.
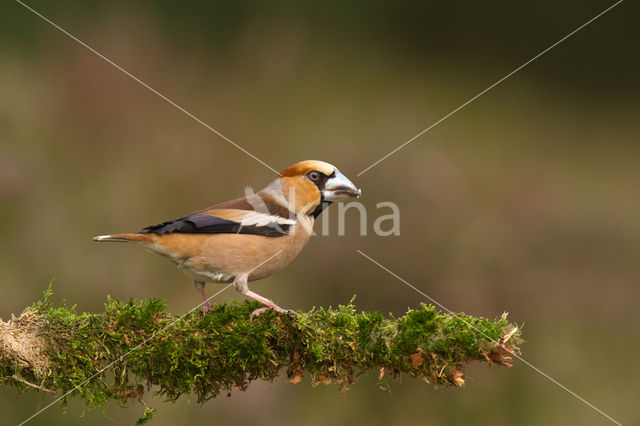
[0,287,522,422]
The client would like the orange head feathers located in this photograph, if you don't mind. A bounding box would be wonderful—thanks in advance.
[274,160,360,216]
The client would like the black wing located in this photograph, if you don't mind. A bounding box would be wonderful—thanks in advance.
[138,214,290,237]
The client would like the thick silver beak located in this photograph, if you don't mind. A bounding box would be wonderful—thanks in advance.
[323,169,361,201]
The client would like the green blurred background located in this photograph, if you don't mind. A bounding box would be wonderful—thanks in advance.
[1,1,638,425]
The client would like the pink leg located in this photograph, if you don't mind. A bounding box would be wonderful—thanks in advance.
[233,275,288,318]
[199,289,213,313]
[194,280,212,313]
[244,290,287,318]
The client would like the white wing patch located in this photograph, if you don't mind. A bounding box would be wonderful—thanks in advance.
[238,211,296,227]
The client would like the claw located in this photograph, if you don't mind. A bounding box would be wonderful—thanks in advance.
[250,307,272,318]
[202,300,213,314]
[250,303,288,319]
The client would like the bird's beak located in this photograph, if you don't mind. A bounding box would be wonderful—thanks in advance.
[323,170,361,201]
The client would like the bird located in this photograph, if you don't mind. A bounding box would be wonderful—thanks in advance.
[93,160,361,316]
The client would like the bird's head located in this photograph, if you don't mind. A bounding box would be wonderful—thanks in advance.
[266,160,361,217]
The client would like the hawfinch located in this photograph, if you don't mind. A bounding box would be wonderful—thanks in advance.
[94,160,361,315]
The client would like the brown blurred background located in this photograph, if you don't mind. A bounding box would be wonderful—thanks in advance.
[1,1,638,425]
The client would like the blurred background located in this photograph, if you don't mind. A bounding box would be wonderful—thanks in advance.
[1,1,638,425]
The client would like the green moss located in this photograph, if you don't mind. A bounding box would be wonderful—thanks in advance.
[0,288,523,422]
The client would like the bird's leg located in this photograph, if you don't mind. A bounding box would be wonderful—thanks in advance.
[233,275,287,317]
[193,280,212,313]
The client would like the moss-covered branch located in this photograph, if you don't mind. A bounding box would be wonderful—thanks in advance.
[0,288,522,422]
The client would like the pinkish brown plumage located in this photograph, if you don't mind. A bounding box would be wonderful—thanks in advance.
[94,160,360,316]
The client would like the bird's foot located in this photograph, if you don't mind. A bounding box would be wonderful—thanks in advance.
[250,302,288,319]
[250,306,272,318]
[201,300,213,314]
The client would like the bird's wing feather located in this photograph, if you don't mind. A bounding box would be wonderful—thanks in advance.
[138,209,293,237]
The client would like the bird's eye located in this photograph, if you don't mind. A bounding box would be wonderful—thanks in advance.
[307,171,320,181]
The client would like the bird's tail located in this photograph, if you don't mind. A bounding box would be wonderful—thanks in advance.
[92,233,156,244]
